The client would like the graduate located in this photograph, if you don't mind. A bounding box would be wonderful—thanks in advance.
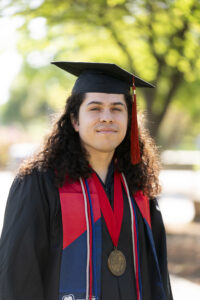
[0,61,173,300]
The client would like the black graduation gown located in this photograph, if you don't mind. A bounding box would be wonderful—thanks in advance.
[0,168,173,300]
[98,163,173,300]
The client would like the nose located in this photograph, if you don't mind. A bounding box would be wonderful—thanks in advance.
[99,109,113,123]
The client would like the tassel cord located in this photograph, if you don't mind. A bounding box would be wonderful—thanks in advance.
[85,179,98,300]
[121,173,142,300]
[131,196,143,300]
[80,178,91,300]
[131,77,141,165]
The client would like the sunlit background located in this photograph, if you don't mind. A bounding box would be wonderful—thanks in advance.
[0,0,200,299]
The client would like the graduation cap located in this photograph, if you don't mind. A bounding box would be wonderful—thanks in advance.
[51,61,155,165]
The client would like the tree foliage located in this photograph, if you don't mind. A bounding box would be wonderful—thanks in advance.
[1,0,200,143]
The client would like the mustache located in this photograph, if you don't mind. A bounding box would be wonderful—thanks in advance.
[95,125,118,131]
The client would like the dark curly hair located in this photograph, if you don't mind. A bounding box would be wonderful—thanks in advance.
[18,93,161,198]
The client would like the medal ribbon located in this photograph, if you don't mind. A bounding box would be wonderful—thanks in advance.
[92,169,124,248]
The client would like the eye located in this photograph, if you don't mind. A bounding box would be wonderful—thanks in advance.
[90,107,101,111]
[112,107,122,111]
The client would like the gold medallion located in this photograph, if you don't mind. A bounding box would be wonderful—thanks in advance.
[107,248,126,276]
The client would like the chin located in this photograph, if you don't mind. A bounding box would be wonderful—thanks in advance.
[95,144,118,153]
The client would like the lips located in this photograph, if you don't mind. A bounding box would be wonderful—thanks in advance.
[96,128,117,133]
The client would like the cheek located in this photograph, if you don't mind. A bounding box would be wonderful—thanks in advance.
[78,114,96,137]
[118,114,128,132]
[122,125,128,139]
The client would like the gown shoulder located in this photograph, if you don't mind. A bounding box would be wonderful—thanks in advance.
[150,198,173,300]
[0,167,60,300]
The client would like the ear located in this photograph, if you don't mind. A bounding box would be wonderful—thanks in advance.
[70,113,79,132]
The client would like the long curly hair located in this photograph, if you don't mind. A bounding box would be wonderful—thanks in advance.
[18,93,161,198]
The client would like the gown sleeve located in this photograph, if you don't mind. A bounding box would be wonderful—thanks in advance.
[150,198,173,300]
[0,170,50,300]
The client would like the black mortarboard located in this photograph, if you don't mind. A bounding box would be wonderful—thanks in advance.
[51,61,155,165]
[51,61,154,95]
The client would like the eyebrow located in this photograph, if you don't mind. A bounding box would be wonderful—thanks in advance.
[87,101,126,107]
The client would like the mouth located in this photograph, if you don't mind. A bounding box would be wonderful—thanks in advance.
[96,128,117,133]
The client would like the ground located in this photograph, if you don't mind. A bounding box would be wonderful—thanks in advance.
[166,218,200,285]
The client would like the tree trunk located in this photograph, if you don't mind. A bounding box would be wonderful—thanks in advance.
[144,72,183,139]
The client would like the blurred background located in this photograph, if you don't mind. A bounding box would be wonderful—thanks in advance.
[0,0,200,298]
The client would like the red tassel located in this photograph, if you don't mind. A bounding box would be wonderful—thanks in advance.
[131,77,141,165]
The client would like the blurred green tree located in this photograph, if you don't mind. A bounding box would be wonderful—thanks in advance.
[1,0,200,142]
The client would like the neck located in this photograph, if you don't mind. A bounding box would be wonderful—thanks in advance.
[88,150,114,183]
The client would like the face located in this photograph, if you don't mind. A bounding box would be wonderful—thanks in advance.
[71,92,128,157]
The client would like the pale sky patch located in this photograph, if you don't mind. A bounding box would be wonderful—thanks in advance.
[28,17,47,40]
[0,17,23,105]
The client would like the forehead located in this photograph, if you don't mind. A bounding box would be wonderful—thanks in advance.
[83,92,126,104]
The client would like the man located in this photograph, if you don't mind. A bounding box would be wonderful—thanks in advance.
[0,62,173,300]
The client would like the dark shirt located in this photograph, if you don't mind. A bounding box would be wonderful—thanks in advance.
[96,162,137,300]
